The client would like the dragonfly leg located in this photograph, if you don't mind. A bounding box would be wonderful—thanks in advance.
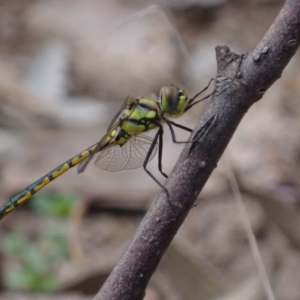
[143,126,168,195]
[165,120,195,144]
[166,116,217,157]
[184,78,215,112]
[189,115,217,154]
[167,120,193,133]
[188,91,214,110]
[158,125,168,179]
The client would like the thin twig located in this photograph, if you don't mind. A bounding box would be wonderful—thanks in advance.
[225,151,276,300]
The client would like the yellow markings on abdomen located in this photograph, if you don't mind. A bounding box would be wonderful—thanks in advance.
[71,149,92,165]
[33,177,51,192]
[51,163,70,178]
[111,130,117,138]
[115,136,130,146]
[17,191,33,205]
[0,143,98,220]
[2,204,15,214]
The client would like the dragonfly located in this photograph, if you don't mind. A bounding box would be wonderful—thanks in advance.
[0,82,213,220]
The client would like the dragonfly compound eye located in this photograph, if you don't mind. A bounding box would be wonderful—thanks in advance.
[160,85,188,117]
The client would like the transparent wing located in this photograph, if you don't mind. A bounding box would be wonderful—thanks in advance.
[94,134,157,172]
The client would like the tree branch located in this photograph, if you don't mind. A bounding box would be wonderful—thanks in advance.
[94,1,300,299]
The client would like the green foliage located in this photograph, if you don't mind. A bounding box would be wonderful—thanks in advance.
[1,191,81,291]
[2,230,69,292]
[30,191,80,218]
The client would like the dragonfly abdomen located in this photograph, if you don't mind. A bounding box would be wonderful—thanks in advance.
[0,144,97,219]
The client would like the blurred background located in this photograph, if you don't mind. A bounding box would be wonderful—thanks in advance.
[0,0,300,299]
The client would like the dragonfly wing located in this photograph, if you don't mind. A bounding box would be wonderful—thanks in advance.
[77,136,107,174]
[78,97,139,174]
[77,153,94,174]
[94,134,158,172]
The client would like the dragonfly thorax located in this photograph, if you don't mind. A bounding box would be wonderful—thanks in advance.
[119,97,161,136]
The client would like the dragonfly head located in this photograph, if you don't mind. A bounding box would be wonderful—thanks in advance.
[159,85,189,118]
